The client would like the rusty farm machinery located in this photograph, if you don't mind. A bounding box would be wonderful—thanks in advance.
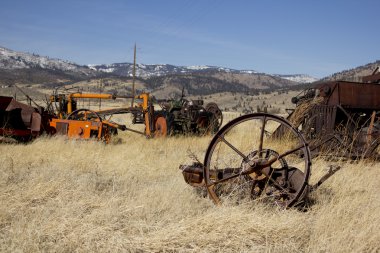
[180,112,326,208]
[282,69,380,159]
[47,86,222,141]
[180,71,380,208]
[155,89,223,135]
[0,86,223,143]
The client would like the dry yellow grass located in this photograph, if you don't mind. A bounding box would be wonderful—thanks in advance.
[0,130,379,252]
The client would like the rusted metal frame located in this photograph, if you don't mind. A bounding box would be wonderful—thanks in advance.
[310,165,341,192]
[206,167,289,195]
[309,133,344,153]
[336,104,357,127]
[206,143,306,187]
[13,85,41,109]
[325,82,338,104]
[123,127,146,136]
[337,82,341,106]
[0,128,31,136]
[366,111,376,145]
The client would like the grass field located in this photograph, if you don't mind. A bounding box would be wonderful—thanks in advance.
[0,124,379,252]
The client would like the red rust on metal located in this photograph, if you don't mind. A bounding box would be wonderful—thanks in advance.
[316,81,380,110]
[289,73,380,159]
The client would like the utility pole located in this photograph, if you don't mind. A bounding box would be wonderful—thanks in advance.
[131,43,137,107]
[99,79,102,110]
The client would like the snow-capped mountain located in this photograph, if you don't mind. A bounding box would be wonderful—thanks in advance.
[0,46,94,75]
[89,63,315,83]
[274,74,319,83]
[0,46,318,88]
[88,63,257,78]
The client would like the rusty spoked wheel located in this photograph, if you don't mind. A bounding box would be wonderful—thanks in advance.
[205,102,223,132]
[154,116,168,137]
[203,113,311,208]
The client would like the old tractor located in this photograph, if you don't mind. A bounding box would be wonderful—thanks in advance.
[280,70,380,159]
[48,88,164,142]
[155,90,223,135]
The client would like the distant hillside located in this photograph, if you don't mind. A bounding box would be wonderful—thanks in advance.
[90,63,313,97]
[0,46,319,97]
[320,60,380,82]
[89,63,317,84]
[0,46,100,85]
[144,72,302,98]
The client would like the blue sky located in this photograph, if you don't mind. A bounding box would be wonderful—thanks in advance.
[0,0,379,78]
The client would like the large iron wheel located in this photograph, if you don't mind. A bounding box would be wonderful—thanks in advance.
[203,113,311,208]
[205,102,223,132]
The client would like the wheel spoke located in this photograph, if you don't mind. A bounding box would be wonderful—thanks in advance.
[207,172,241,186]
[217,134,248,161]
[258,115,266,155]
[266,144,306,167]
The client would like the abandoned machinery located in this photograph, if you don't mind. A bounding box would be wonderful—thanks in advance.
[0,86,223,143]
[282,69,380,159]
[180,113,343,208]
[180,70,380,208]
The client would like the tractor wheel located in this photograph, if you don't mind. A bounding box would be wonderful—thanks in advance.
[205,102,223,132]
[154,116,168,137]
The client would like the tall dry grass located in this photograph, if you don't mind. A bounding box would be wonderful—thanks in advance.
[0,130,379,252]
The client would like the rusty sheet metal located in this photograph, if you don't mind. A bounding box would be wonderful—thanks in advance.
[0,96,37,129]
[317,81,380,109]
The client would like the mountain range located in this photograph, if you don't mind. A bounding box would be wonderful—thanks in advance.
[89,62,317,83]
[0,46,378,97]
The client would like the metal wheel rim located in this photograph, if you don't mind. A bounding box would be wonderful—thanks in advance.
[203,113,311,208]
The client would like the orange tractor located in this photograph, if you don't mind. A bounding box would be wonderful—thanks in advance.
[48,90,168,142]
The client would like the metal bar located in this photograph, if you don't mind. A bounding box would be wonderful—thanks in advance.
[311,165,341,192]
[258,115,266,154]
[217,134,248,161]
[124,127,146,136]
[266,144,306,166]
[366,111,376,145]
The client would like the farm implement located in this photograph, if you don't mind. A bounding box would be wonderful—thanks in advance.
[0,95,55,142]
[180,113,337,208]
[48,87,223,141]
[281,69,380,159]
[180,70,379,208]
[1,86,223,142]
